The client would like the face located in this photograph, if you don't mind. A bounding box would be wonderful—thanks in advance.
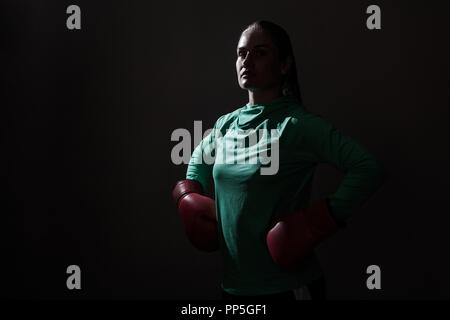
[236,28,291,92]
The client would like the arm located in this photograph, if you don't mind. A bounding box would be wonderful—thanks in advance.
[185,129,216,191]
[172,121,221,252]
[267,114,388,271]
[297,114,388,225]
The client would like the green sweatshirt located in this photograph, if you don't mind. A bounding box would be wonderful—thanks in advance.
[186,95,387,296]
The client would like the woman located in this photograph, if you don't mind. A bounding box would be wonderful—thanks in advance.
[172,20,387,300]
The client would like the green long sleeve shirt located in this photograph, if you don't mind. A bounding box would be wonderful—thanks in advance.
[186,95,387,296]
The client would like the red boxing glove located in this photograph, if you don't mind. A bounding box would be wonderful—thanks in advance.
[172,179,219,252]
[266,199,338,272]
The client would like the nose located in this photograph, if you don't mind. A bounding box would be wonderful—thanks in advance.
[242,52,252,67]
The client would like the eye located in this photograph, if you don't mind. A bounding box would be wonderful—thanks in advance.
[238,51,246,58]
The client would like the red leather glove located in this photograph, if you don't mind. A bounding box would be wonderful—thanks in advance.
[172,179,219,252]
[266,199,338,272]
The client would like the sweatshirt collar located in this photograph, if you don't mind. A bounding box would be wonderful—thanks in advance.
[244,95,290,109]
[237,95,298,129]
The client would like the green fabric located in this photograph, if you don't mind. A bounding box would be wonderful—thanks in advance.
[186,95,387,295]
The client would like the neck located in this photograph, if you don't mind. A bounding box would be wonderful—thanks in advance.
[247,86,283,106]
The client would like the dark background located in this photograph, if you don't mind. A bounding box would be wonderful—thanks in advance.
[1,0,449,299]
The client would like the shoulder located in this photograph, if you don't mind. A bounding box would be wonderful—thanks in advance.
[287,105,336,138]
[292,101,331,122]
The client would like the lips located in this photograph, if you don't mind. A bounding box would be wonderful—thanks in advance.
[241,70,253,77]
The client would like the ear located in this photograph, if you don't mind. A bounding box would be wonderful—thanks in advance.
[280,55,293,75]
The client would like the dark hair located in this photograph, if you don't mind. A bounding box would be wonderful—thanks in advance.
[240,20,303,105]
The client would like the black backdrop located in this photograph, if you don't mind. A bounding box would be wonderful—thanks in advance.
[1,0,449,299]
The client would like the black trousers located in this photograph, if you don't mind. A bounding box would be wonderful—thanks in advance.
[221,276,326,301]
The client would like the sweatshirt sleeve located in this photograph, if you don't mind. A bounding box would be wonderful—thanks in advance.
[185,116,223,192]
[295,113,388,225]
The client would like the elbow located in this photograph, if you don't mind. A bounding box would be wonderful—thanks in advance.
[374,161,389,188]
[358,157,389,189]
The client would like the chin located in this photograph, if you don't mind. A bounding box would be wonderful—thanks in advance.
[240,81,258,90]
